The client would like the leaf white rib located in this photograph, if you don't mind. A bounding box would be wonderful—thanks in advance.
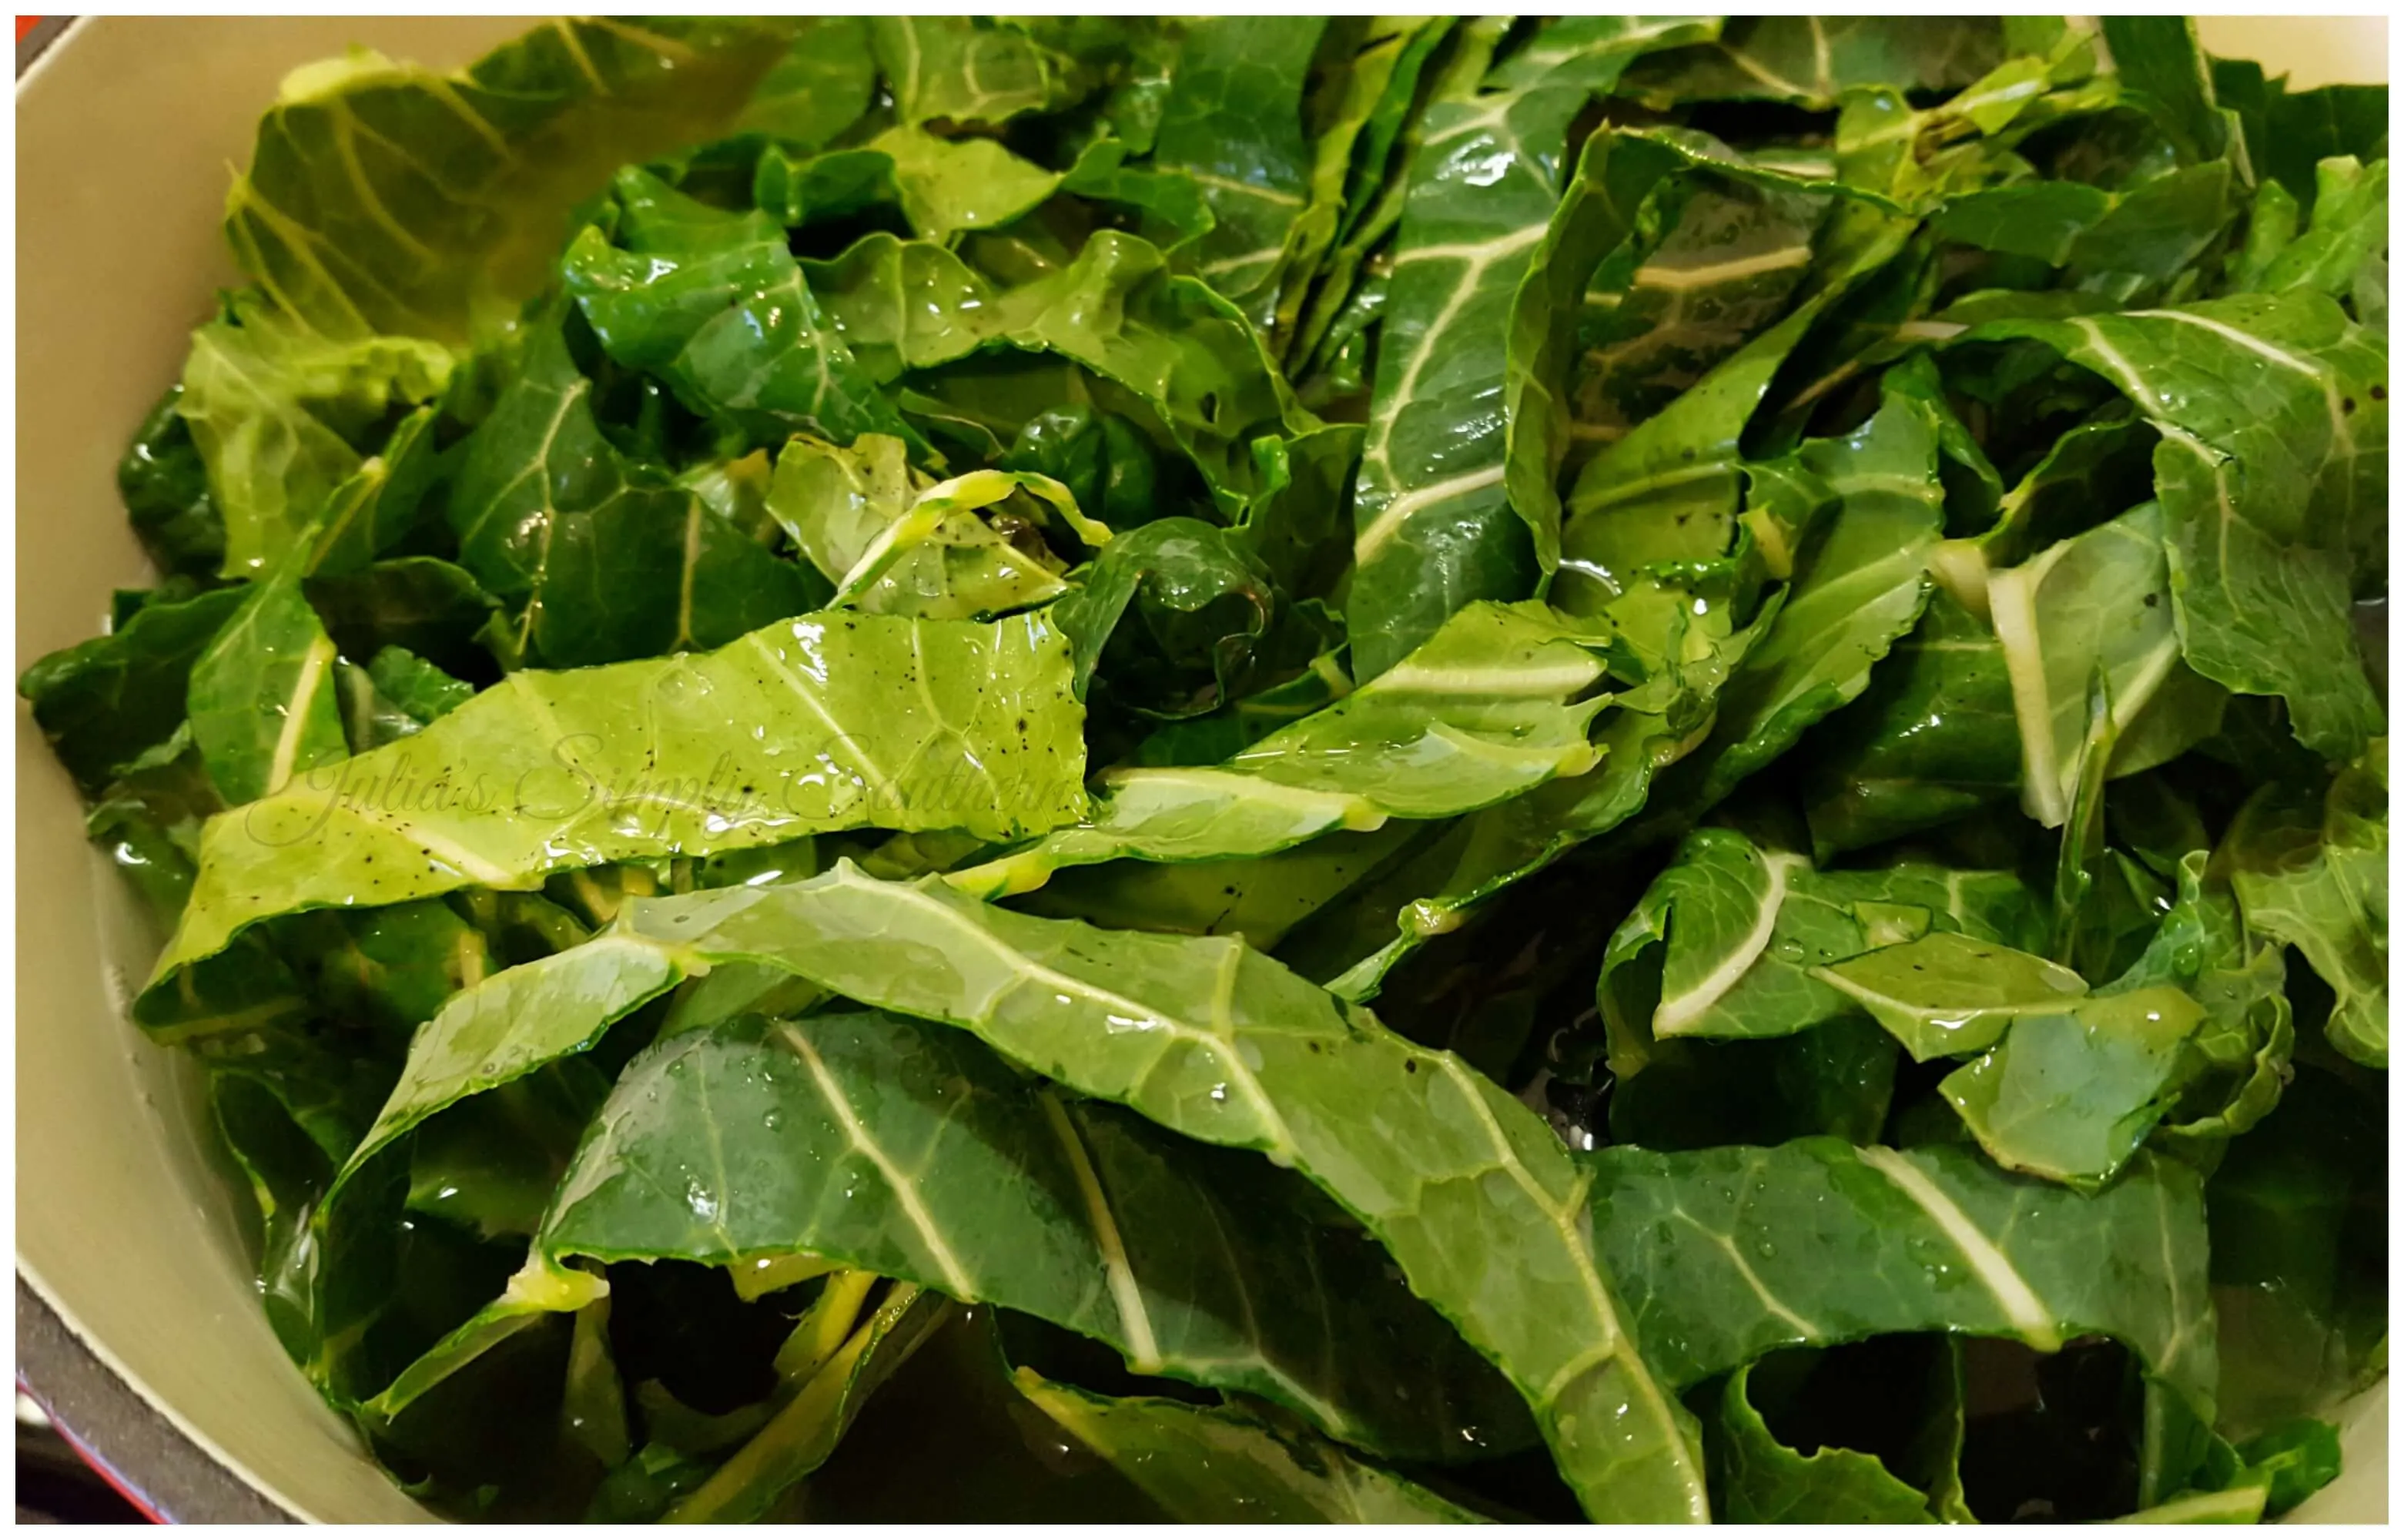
[1984,546,2068,826]
[2124,309,2323,380]
[1654,851,1806,1034]
[1857,1147,2062,1349]
[1035,1091,1162,1371]
[1632,245,1813,291]
[1354,465,1506,559]
[1435,1056,1707,1515]
[778,1023,978,1301]
[266,632,338,796]
[835,869,1302,1160]
[2070,319,2168,417]
[1697,1223,1823,1341]
[1370,658,1604,698]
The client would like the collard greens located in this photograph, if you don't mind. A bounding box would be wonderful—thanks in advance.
[22,12,2386,1526]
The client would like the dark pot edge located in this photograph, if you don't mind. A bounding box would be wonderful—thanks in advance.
[17,1273,298,1525]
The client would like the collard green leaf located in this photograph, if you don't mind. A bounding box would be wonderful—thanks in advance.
[2110,851,2292,1143]
[731,16,877,148]
[634,869,1709,1518]
[1564,172,1823,473]
[186,561,349,806]
[955,601,1612,899]
[2206,1063,2386,1441]
[446,313,823,668]
[1583,1138,2215,1411]
[304,557,498,683]
[1800,590,2023,859]
[1987,504,2226,826]
[1018,1371,1488,1523]
[824,467,1091,618]
[84,728,223,925]
[1603,1017,1900,1153]
[765,433,921,590]
[2226,1418,2347,1517]
[177,291,451,578]
[1619,18,2008,109]
[1631,367,1948,824]
[139,610,1088,1020]
[18,585,248,798]
[1939,986,2208,1187]
[1713,1362,1935,1523]
[564,169,918,454]
[1347,22,1716,680]
[539,1011,1533,1461]
[2222,745,2388,1066]
[665,1283,953,1523]
[1813,930,2090,1060]
[1301,578,1780,999]
[872,18,1090,130]
[383,864,1713,1519]
[878,126,1063,242]
[1518,132,1849,602]
[1016,824,1421,953]
[1290,19,1505,379]
[1045,516,1297,718]
[191,420,466,803]
[1555,209,1915,618]
[757,128,1064,246]
[1599,825,2045,1050]
[118,385,228,581]
[2235,156,2389,312]
[1150,18,1328,327]
[795,228,1356,591]
[1274,18,1455,360]
[2094,17,2231,169]
[1964,293,2385,760]
[229,18,788,344]
[365,648,473,729]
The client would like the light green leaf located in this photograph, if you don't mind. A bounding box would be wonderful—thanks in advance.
[825,467,1090,617]
[186,565,348,806]
[139,610,1088,1026]
[732,17,876,147]
[1018,1371,1489,1522]
[1988,504,2225,826]
[1599,825,2045,1048]
[866,125,1064,242]
[872,18,1089,129]
[1151,18,1328,327]
[562,169,919,454]
[229,19,789,343]
[1633,365,1948,824]
[177,292,450,577]
[1714,1362,1935,1523]
[1813,930,2090,1060]
[1801,590,2023,859]
[1585,1138,2216,1412]
[954,601,1613,899]
[1940,986,2208,1187]
[2223,744,2387,1066]
[1964,293,2385,759]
